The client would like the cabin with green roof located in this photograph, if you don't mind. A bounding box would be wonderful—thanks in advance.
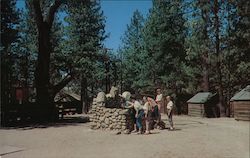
[230,85,250,121]
[187,92,218,117]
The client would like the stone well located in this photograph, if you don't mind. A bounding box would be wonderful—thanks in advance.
[88,91,134,132]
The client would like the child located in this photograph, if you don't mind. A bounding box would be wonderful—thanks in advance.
[166,96,174,130]
[155,88,163,113]
[143,96,152,134]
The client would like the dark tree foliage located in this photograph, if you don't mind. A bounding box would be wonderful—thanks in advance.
[1,0,20,105]
[65,0,107,112]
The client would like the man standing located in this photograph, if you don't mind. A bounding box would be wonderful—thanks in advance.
[148,97,161,129]
[155,88,163,113]
[155,88,163,126]
[166,96,174,130]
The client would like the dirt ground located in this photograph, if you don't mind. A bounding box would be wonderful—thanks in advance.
[0,114,249,158]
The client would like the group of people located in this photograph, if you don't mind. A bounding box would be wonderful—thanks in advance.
[121,89,174,135]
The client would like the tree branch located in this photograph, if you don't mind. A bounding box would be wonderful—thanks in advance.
[50,51,108,96]
[75,51,109,63]
[52,73,74,96]
[32,0,43,27]
[46,0,64,28]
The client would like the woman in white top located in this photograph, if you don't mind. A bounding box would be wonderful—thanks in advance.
[126,96,144,134]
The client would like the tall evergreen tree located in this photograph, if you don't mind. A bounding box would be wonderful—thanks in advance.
[65,0,106,112]
[142,0,186,92]
[120,10,146,91]
[18,1,65,98]
[184,0,211,92]
[210,0,226,115]
[222,0,250,102]
[1,0,20,105]
[1,0,19,50]
[230,0,250,86]
[18,1,38,87]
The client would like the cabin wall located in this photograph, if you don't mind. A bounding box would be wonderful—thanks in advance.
[229,102,234,117]
[188,103,205,117]
[234,101,250,121]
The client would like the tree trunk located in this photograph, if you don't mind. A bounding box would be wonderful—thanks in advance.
[214,0,225,117]
[105,61,110,93]
[81,76,88,114]
[35,23,52,104]
[201,5,210,92]
[32,0,70,120]
[34,22,57,121]
[201,52,209,91]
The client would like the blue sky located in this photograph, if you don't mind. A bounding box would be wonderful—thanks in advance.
[16,0,152,51]
[101,1,152,51]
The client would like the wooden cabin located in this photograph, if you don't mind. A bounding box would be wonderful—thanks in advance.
[230,85,250,121]
[187,92,217,117]
[55,90,82,118]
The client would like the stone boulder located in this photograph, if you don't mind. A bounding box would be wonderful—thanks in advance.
[96,91,106,104]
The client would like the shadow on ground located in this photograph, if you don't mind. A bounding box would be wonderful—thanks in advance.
[0,115,90,130]
[161,117,206,130]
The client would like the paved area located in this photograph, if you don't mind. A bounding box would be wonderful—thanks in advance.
[0,145,24,156]
[0,115,249,158]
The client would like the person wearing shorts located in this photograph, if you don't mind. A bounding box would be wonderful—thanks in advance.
[166,96,174,130]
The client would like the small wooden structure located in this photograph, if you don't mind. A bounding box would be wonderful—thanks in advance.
[187,92,217,117]
[230,85,250,121]
[55,90,82,119]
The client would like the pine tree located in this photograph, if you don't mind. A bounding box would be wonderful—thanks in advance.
[231,0,250,86]
[1,0,19,50]
[18,1,38,87]
[65,0,106,112]
[29,0,74,110]
[18,1,65,98]
[222,0,250,102]
[119,10,146,91]
[142,0,186,92]
[1,0,20,105]
[184,0,211,92]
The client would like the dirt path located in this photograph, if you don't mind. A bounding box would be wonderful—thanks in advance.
[0,115,249,158]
